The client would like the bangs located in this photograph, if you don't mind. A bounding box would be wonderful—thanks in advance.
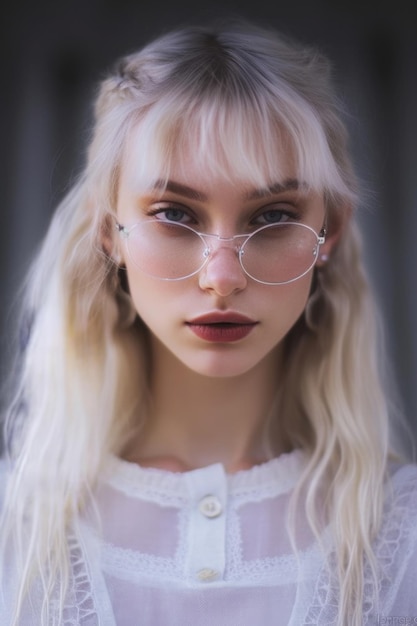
[121,86,354,204]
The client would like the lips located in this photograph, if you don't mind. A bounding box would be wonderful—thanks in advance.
[186,312,258,343]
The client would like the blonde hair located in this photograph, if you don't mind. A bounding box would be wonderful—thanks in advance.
[0,19,406,625]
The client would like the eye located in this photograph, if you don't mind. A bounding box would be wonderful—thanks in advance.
[159,208,187,222]
[148,205,195,224]
[253,206,299,226]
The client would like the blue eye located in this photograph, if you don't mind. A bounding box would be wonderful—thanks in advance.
[254,209,290,225]
[253,203,301,226]
[149,206,193,223]
[161,208,187,222]
[262,210,286,223]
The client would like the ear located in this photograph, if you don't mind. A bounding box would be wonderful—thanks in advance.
[101,214,125,266]
[315,203,351,268]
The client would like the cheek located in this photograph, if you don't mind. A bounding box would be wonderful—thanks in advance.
[270,273,313,314]
[124,265,180,326]
[265,274,313,341]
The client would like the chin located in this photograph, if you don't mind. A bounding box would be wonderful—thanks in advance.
[182,349,274,379]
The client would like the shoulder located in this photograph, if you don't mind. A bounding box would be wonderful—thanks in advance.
[0,456,8,485]
[373,462,417,614]
[376,462,417,572]
[370,462,417,565]
[0,457,12,510]
[387,460,417,499]
[382,461,417,525]
[0,456,11,477]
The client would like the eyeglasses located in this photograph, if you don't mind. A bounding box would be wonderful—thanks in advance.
[115,219,326,285]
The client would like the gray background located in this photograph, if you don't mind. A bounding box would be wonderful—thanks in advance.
[1,0,416,442]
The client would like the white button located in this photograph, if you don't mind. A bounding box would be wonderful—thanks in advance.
[197,568,219,582]
[198,495,222,518]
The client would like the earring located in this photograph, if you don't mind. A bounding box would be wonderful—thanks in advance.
[319,253,329,263]
[111,252,124,267]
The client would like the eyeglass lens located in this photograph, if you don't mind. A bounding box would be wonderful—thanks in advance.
[123,221,320,284]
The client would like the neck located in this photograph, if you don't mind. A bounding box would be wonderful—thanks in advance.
[123,336,286,473]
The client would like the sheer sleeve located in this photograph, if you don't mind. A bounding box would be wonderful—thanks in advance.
[378,464,417,621]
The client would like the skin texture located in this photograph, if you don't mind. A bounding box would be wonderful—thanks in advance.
[114,142,338,472]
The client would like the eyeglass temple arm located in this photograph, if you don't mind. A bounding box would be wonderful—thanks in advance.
[115,222,130,238]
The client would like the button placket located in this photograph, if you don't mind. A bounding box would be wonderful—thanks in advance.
[185,464,227,583]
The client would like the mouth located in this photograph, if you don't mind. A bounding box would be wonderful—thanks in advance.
[186,312,258,342]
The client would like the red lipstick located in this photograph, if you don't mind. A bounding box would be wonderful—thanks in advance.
[186,312,258,343]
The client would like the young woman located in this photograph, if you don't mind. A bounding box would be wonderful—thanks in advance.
[1,19,416,626]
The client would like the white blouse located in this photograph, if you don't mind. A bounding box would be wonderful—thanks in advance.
[2,450,417,625]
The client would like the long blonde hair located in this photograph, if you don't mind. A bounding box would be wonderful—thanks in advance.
[0,19,406,625]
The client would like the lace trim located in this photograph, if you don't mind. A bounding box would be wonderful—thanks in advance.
[100,504,189,585]
[104,458,189,507]
[226,506,243,578]
[101,542,182,583]
[231,450,306,504]
[302,464,417,625]
[374,465,417,614]
[49,533,99,626]
[104,449,305,505]
[225,505,298,584]
[99,536,312,587]
[229,554,301,584]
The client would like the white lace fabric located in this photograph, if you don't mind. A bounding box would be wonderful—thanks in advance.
[2,451,417,625]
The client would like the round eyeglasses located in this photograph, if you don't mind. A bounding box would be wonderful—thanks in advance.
[115,219,326,285]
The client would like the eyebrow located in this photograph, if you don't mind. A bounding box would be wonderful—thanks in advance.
[151,179,209,201]
[149,178,303,202]
[245,179,303,199]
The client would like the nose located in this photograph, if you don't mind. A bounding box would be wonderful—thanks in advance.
[198,244,248,296]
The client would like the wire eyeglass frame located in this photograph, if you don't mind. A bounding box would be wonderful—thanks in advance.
[115,219,327,285]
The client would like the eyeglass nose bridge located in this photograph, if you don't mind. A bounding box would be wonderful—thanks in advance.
[201,232,248,260]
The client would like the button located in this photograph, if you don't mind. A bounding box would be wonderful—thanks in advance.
[197,568,219,582]
[198,495,222,518]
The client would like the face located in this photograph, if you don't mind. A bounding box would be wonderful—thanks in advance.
[115,139,331,380]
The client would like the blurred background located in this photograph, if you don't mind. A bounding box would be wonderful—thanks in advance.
[1,0,416,443]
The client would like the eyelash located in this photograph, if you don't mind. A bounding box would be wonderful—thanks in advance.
[252,207,300,225]
[146,205,195,224]
[145,204,301,227]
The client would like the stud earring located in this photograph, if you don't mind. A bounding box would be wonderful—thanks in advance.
[319,253,329,263]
